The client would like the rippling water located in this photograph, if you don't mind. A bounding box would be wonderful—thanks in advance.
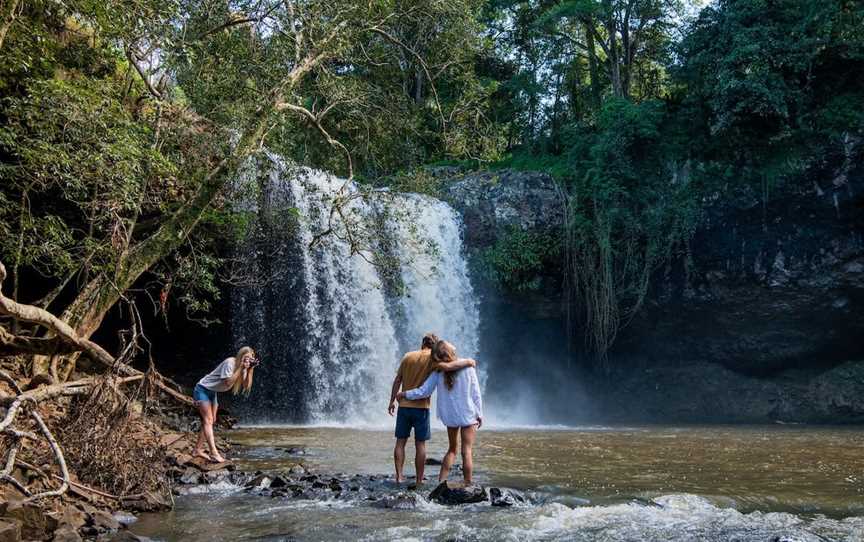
[133,426,864,541]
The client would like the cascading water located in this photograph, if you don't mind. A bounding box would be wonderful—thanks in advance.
[230,153,479,425]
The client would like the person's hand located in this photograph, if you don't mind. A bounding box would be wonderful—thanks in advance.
[396,391,406,401]
[476,417,483,429]
[466,358,477,368]
[388,401,397,416]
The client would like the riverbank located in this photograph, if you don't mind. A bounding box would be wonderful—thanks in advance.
[0,356,235,541]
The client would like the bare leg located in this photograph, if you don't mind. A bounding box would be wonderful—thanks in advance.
[438,427,459,482]
[460,424,477,484]
[193,401,212,459]
[394,438,407,483]
[414,439,426,485]
[205,402,224,463]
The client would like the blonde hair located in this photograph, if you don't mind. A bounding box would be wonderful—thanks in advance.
[230,346,255,395]
[432,340,459,390]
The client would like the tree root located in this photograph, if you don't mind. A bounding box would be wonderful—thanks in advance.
[0,261,192,506]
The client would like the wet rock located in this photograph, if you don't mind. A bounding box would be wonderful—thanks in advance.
[245,474,272,491]
[52,524,82,542]
[372,494,418,510]
[288,466,305,476]
[112,512,137,528]
[489,487,526,507]
[103,531,152,541]
[178,467,201,485]
[428,481,488,505]
[204,469,231,484]
[230,472,254,486]
[5,500,57,540]
[0,518,21,542]
[187,457,235,472]
[279,447,306,456]
[89,510,121,532]
[269,476,290,489]
[120,492,171,513]
[425,458,442,466]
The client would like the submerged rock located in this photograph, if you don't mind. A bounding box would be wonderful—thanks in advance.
[428,481,488,505]
[246,474,272,490]
[489,487,526,507]
[372,494,419,510]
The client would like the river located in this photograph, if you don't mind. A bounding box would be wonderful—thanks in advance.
[131,425,864,541]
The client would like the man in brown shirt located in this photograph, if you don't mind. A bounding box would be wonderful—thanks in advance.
[388,333,476,486]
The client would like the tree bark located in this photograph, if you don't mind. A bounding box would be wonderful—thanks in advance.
[584,21,601,110]
[0,0,21,51]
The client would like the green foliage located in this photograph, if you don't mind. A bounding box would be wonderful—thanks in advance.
[480,226,561,292]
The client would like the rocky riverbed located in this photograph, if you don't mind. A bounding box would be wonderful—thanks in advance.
[128,426,864,542]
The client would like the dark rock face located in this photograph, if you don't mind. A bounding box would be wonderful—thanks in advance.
[428,481,488,505]
[440,168,564,248]
[444,166,864,423]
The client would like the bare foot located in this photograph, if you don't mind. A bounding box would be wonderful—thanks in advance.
[193,450,211,461]
[210,453,226,463]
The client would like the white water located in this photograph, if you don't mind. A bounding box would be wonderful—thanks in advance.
[232,154,480,425]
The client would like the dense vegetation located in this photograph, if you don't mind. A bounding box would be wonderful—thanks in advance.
[1,0,862,375]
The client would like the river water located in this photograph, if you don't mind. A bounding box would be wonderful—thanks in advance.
[132,425,864,541]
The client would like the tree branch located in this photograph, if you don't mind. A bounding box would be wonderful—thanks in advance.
[277,102,354,179]
[369,27,446,129]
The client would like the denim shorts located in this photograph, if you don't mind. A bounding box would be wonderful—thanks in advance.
[395,407,431,441]
[193,383,218,406]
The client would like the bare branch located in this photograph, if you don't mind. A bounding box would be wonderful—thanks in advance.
[369,27,446,129]
[277,102,354,179]
[126,46,162,99]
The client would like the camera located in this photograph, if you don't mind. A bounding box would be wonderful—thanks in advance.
[248,357,261,368]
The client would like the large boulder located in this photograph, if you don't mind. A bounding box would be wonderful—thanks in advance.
[428,481,487,505]
[439,168,563,249]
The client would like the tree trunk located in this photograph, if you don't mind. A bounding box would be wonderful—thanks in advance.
[0,0,21,51]
[584,21,601,110]
[31,100,275,378]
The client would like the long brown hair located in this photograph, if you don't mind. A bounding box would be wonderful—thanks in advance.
[230,346,255,395]
[432,340,459,390]
[421,333,439,350]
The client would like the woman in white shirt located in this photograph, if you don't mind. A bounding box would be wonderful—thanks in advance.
[192,346,257,463]
[398,340,483,485]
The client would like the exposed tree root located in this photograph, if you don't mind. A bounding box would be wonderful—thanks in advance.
[0,258,195,517]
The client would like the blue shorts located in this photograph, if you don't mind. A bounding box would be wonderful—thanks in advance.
[395,407,431,441]
[193,384,217,406]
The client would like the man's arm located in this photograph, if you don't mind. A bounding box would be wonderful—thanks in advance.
[388,374,402,416]
[436,358,477,372]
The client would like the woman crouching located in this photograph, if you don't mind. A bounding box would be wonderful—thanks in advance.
[192,346,257,463]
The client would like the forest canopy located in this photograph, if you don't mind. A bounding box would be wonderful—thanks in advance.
[1,0,862,374]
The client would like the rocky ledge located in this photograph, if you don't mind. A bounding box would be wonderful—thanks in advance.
[172,462,530,510]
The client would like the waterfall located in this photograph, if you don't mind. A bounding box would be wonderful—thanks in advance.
[230,154,479,425]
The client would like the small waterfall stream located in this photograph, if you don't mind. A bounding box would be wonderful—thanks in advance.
[230,154,479,424]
